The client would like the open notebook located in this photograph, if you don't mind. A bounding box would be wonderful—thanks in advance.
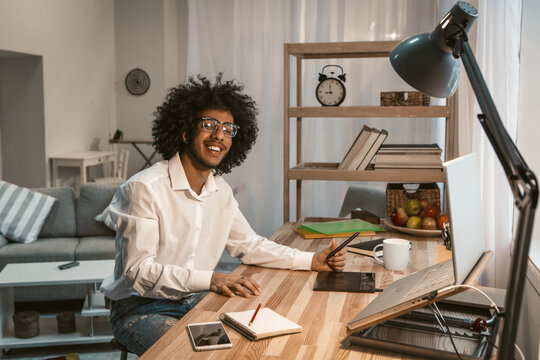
[220,307,302,341]
[347,153,492,334]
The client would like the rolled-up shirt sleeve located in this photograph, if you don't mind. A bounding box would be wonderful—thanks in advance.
[225,207,314,270]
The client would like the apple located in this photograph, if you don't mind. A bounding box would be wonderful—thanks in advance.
[422,216,437,230]
[391,207,409,227]
[423,204,441,219]
[405,199,421,216]
[406,215,422,229]
[437,214,450,230]
[418,198,429,210]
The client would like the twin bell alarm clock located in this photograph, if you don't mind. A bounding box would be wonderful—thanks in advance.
[316,65,346,106]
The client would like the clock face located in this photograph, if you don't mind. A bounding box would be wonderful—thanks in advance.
[316,78,346,106]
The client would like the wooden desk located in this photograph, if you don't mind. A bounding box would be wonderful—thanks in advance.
[140,221,444,359]
[109,138,157,170]
[50,151,117,195]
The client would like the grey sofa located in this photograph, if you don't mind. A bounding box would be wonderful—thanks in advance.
[0,183,118,302]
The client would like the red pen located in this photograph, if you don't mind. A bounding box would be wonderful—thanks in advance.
[249,303,262,326]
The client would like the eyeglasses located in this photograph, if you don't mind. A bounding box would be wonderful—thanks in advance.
[199,116,240,137]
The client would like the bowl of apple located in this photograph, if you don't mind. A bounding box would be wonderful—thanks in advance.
[386,199,448,237]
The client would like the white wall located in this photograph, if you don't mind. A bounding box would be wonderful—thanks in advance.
[113,0,188,175]
[516,0,540,358]
[0,0,116,186]
[0,53,46,187]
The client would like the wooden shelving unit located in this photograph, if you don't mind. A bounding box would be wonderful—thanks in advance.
[283,41,456,222]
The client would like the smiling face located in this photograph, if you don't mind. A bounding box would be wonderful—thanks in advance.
[184,109,234,172]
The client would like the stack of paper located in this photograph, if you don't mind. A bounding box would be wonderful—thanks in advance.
[374,144,442,169]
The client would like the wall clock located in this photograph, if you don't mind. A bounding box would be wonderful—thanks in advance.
[125,68,150,95]
[315,65,346,106]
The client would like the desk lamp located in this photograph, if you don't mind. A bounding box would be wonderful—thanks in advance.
[389,2,538,358]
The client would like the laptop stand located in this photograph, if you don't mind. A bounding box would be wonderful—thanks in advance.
[349,300,501,360]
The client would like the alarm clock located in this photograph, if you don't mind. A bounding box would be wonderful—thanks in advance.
[316,65,346,106]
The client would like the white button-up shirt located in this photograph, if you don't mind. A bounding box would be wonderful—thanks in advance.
[100,153,314,300]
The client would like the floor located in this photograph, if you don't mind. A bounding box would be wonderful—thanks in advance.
[1,253,241,360]
[0,343,137,360]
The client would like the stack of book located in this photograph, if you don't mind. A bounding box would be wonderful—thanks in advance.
[337,125,389,171]
[374,144,442,169]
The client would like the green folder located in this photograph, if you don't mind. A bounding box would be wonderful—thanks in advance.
[300,219,383,235]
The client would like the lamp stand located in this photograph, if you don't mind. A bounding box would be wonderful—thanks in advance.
[457,38,538,359]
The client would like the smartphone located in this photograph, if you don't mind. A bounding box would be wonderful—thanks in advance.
[187,321,232,351]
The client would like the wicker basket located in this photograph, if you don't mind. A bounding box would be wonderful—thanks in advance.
[386,183,440,219]
[380,91,430,106]
[56,311,76,333]
[13,311,40,339]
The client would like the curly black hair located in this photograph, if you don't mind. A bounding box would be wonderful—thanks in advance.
[152,74,259,175]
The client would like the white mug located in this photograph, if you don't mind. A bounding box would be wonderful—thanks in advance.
[373,238,410,271]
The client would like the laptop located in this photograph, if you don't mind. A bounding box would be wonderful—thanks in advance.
[346,153,492,334]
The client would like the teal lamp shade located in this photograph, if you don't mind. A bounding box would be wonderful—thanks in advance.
[389,33,461,98]
[389,1,478,98]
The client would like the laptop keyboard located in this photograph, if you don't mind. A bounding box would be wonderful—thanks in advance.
[403,261,454,300]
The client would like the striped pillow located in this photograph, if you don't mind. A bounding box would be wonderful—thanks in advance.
[0,181,57,243]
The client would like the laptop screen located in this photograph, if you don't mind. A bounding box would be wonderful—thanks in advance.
[444,152,486,284]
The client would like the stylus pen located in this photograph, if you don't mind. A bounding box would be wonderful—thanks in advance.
[325,232,360,262]
[249,303,262,326]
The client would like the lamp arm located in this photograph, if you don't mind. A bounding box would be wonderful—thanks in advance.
[459,39,538,359]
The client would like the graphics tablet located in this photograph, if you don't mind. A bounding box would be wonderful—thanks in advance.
[313,271,375,292]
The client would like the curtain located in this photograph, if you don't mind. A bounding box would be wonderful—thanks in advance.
[457,0,522,288]
[186,0,522,290]
[187,0,443,237]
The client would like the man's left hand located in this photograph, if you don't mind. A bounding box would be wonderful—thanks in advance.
[311,239,346,271]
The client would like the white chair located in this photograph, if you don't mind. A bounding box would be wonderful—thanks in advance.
[94,149,130,185]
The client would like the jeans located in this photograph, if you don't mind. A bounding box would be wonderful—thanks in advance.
[109,292,207,356]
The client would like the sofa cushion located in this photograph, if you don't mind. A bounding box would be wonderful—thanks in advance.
[34,187,77,238]
[75,236,116,261]
[0,237,79,270]
[77,183,118,237]
[0,180,56,243]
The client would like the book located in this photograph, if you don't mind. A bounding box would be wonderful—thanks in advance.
[375,154,442,163]
[357,129,388,170]
[377,143,442,154]
[299,219,384,235]
[337,125,372,170]
[219,307,302,341]
[346,238,385,257]
[293,226,376,239]
[374,143,442,169]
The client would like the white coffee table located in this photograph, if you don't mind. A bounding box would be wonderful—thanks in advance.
[0,260,114,352]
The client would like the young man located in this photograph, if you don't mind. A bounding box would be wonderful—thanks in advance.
[100,74,346,355]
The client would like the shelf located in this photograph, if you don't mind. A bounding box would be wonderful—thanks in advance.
[0,316,112,349]
[289,163,444,182]
[286,41,400,59]
[81,292,109,317]
[283,40,455,222]
[289,106,451,118]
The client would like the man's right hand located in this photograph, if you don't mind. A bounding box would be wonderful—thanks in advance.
[210,272,262,298]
